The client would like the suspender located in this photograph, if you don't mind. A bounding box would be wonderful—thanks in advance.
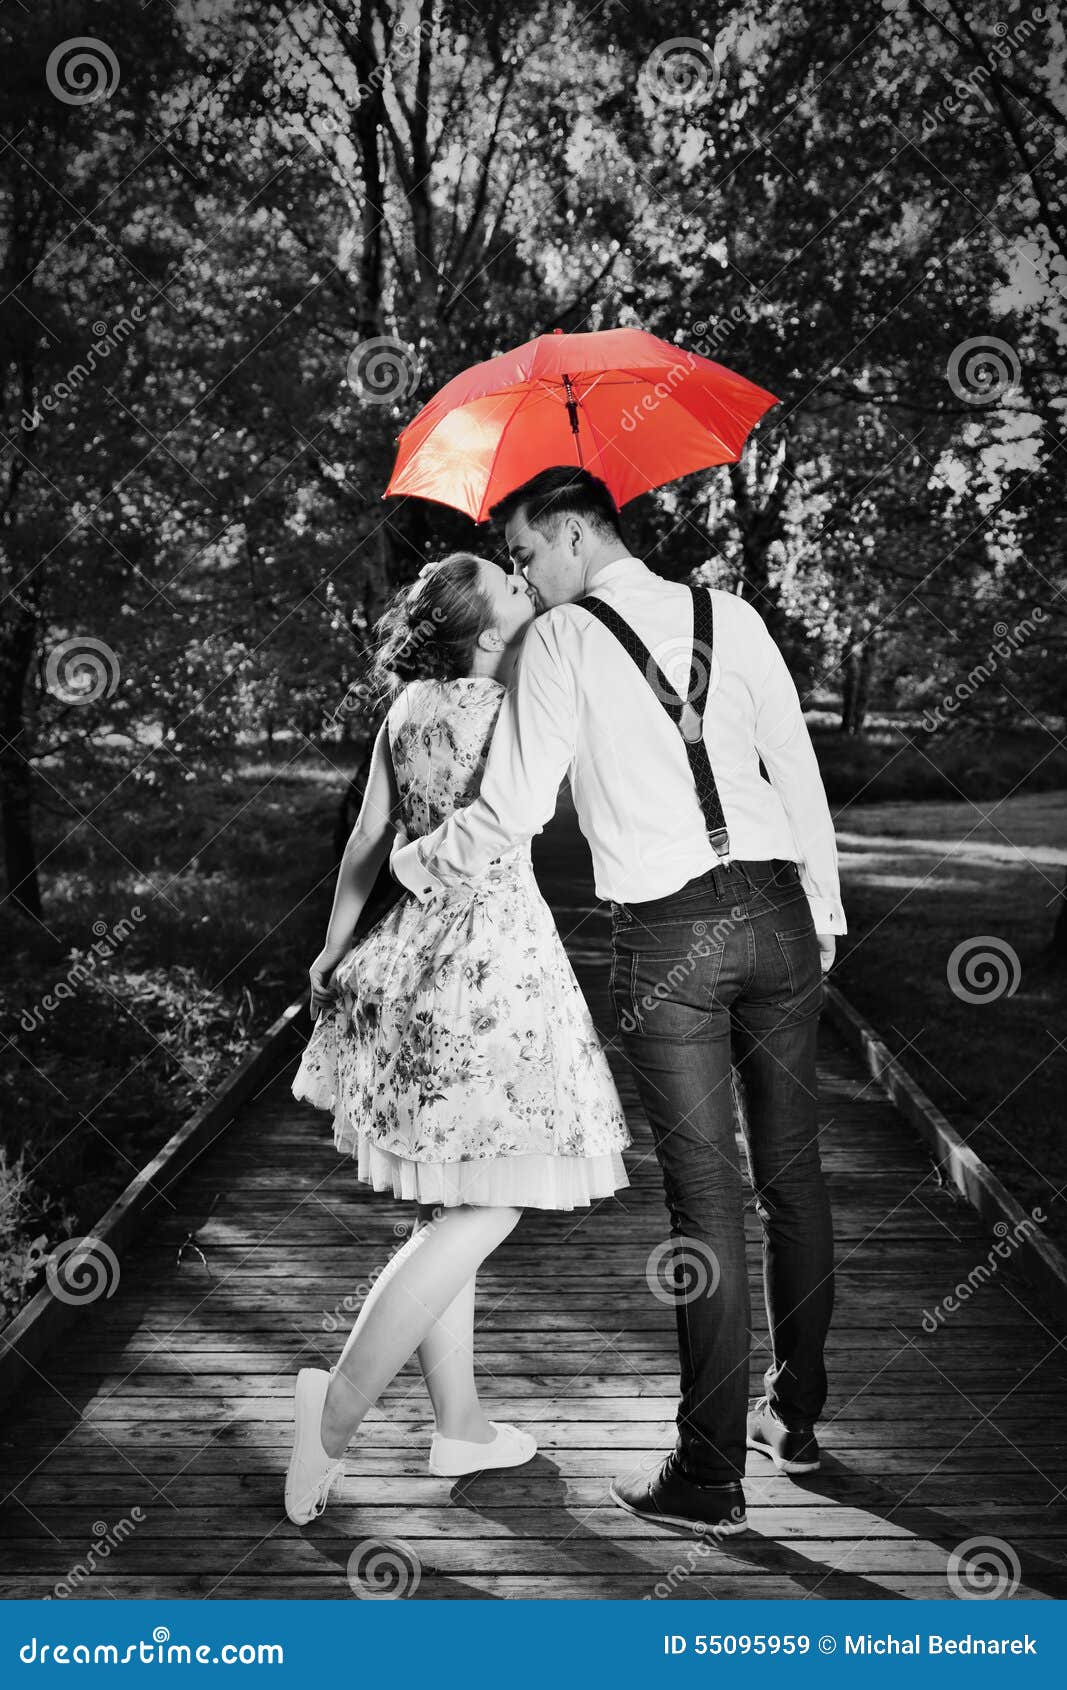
[576,585,731,862]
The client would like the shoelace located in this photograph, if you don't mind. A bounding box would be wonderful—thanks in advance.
[308,1459,344,1518]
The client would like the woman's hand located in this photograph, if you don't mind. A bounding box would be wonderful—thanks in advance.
[309,948,345,1019]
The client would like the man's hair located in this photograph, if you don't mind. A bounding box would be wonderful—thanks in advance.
[489,466,622,540]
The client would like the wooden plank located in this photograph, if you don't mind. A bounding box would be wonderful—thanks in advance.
[0,997,312,1414]
[0,809,1063,1601]
[823,983,1067,1317]
[4,1504,1067,1542]
[1,1535,1065,1578]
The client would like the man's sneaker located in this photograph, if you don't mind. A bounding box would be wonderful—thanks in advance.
[284,1367,346,1524]
[610,1452,748,1536]
[746,1396,820,1474]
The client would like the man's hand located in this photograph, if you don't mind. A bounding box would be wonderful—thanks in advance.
[816,933,836,974]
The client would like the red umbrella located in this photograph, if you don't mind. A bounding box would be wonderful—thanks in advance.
[383,326,778,522]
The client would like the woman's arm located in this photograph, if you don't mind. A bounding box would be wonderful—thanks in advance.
[309,719,402,1013]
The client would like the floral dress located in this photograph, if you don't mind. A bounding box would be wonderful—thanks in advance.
[291,675,631,1209]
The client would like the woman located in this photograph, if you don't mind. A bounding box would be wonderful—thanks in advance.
[285,551,631,1524]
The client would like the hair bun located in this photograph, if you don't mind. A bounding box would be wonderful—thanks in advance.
[368,552,493,698]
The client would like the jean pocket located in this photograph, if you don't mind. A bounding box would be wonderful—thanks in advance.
[775,924,822,997]
[611,939,726,1041]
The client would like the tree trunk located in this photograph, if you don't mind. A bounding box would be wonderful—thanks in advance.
[0,610,41,918]
[840,635,877,736]
[1051,865,1067,966]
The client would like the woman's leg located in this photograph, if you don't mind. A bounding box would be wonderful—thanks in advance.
[416,1268,489,1441]
[407,1204,489,1440]
[320,1202,521,1458]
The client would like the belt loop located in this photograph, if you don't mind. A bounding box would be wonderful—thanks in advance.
[710,864,724,900]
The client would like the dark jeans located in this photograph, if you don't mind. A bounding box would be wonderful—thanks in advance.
[610,858,834,1485]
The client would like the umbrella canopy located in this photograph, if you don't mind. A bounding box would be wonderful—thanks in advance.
[384,326,779,522]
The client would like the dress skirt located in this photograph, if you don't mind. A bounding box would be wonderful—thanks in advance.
[291,849,631,1211]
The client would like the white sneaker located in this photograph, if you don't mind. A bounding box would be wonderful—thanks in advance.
[428,1420,537,1477]
[284,1367,346,1524]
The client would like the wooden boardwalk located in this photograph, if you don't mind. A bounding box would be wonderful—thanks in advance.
[2,813,1066,1600]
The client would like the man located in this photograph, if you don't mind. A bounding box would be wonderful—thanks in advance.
[391,465,846,1535]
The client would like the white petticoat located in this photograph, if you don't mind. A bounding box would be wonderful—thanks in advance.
[356,1135,630,1210]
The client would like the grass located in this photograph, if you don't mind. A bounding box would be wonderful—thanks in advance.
[816,725,1067,1259]
[807,714,1067,808]
[0,739,361,1324]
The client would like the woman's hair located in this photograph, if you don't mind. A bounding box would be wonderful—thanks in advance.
[368,552,495,695]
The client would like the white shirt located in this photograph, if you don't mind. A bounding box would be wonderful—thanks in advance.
[391,556,847,934]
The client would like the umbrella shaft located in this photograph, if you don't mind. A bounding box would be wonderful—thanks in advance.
[563,374,585,467]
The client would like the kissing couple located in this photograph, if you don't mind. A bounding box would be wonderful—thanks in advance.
[287,464,847,1536]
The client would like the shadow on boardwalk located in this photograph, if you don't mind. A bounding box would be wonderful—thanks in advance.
[2,807,1065,1599]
